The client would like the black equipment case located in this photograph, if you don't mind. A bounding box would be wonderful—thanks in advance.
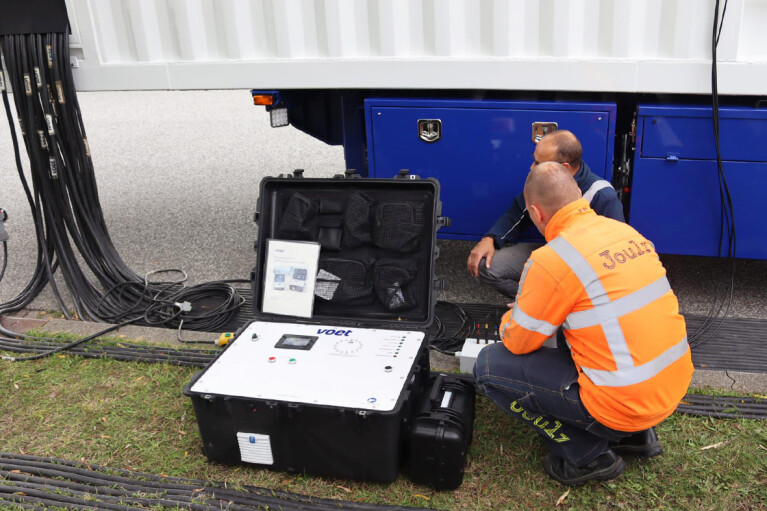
[185,170,449,483]
[408,374,476,490]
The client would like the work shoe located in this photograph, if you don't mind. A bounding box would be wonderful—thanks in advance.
[544,450,625,487]
[610,427,663,459]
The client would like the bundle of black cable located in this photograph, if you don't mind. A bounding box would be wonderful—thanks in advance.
[0,31,245,338]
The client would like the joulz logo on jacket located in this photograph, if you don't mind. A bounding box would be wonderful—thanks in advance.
[599,239,655,270]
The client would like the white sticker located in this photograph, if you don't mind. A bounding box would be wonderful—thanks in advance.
[440,390,454,409]
[236,432,274,465]
[38,130,48,150]
[0,71,5,91]
[34,67,42,87]
[83,138,90,157]
[56,81,65,104]
[49,157,58,179]
[47,45,53,68]
[45,114,55,135]
[23,74,32,95]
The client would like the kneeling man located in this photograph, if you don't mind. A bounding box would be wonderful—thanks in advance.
[474,162,693,486]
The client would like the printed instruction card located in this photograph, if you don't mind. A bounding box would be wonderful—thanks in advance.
[262,239,320,318]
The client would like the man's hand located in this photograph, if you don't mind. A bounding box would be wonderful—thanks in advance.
[467,237,496,277]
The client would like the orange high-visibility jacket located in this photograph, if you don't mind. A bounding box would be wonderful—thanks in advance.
[500,199,693,432]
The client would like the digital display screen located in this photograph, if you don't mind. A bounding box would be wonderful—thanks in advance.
[275,334,318,350]
[283,336,310,347]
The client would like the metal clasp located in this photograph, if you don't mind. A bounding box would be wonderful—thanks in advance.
[532,122,558,143]
[418,119,442,143]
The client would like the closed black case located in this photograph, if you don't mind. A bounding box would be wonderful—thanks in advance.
[408,373,476,490]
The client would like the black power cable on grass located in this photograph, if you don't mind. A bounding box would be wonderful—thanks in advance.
[0,336,216,367]
[688,0,737,349]
[0,453,435,511]
[0,32,247,358]
[1,317,140,362]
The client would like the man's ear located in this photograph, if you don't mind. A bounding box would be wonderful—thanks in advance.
[528,203,545,225]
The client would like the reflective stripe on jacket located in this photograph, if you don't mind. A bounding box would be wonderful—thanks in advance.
[499,199,693,432]
[484,162,625,246]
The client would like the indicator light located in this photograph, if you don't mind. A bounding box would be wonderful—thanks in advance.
[252,94,275,106]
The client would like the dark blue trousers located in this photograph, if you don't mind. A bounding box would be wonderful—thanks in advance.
[473,342,632,466]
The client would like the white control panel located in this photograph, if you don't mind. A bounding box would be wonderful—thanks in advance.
[190,321,425,412]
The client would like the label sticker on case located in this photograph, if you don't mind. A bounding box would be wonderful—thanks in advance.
[236,432,274,465]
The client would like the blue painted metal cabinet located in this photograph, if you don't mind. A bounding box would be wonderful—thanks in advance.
[364,99,616,240]
[630,105,767,259]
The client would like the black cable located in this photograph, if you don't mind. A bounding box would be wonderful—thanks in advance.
[688,0,737,349]
[716,0,729,45]
[1,33,249,347]
[0,331,217,356]
[0,207,7,284]
[1,317,140,362]
[0,241,6,283]
[1,46,60,317]
[0,338,215,367]
[0,453,435,511]
[430,301,472,355]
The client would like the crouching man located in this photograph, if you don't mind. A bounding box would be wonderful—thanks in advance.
[474,162,693,486]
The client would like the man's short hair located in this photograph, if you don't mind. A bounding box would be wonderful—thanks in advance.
[545,130,583,169]
[524,162,582,216]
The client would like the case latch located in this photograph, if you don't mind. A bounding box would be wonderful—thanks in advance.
[433,279,449,291]
[437,216,451,228]
[254,198,261,224]
[397,168,419,180]
[293,168,305,178]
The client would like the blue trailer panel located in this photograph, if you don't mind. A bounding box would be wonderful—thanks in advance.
[630,105,767,259]
[364,99,616,241]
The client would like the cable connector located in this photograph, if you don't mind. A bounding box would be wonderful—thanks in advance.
[216,332,234,347]
[2,355,16,362]
[455,338,496,374]
[174,301,192,313]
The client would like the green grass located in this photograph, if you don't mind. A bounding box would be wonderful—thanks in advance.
[1,339,766,510]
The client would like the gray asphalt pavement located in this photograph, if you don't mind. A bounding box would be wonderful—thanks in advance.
[1,90,767,320]
[0,90,344,307]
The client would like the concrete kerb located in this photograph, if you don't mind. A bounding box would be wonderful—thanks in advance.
[2,311,766,394]
[0,313,215,347]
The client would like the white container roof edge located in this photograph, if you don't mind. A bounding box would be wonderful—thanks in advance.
[65,0,767,94]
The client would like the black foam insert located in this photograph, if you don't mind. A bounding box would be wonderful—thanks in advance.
[254,178,438,327]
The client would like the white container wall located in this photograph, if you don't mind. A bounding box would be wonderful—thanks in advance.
[65,0,767,94]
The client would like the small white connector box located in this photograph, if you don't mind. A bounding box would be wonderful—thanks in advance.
[456,338,496,374]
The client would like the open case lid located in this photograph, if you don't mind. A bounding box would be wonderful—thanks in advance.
[252,171,449,330]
